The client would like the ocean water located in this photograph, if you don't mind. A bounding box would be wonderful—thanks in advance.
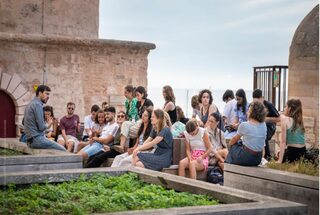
[148,88,253,118]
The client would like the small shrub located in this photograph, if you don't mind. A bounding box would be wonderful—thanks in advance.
[0,173,219,214]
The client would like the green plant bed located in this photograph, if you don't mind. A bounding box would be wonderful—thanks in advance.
[1,173,219,214]
[0,147,23,156]
[267,159,319,176]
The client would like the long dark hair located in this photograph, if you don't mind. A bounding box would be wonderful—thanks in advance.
[287,99,305,133]
[210,112,222,145]
[137,109,153,141]
[236,89,247,114]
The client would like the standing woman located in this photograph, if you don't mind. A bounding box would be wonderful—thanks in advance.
[198,89,218,127]
[231,89,249,130]
[225,101,267,167]
[132,109,173,171]
[135,86,154,118]
[278,99,306,163]
[124,85,138,122]
[162,85,177,124]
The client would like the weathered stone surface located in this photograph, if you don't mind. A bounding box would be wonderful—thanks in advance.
[0,167,307,214]
[12,83,27,100]
[0,0,99,38]
[0,33,155,121]
[0,72,11,89]
[224,163,319,215]
[6,73,22,93]
[288,5,319,147]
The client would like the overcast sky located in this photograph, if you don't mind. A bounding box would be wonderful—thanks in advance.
[99,0,318,90]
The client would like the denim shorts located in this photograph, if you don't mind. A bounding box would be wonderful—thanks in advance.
[81,141,103,157]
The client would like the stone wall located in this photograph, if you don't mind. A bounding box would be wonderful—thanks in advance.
[288,5,319,147]
[0,33,155,127]
[0,0,99,38]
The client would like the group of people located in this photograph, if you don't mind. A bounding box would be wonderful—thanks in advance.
[23,84,306,180]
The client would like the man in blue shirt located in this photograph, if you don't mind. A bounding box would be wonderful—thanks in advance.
[24,85,66,151]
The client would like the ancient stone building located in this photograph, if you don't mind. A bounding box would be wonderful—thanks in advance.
[0,0,155,137]
[288,5,319,147]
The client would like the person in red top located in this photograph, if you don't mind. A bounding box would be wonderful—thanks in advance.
[57,102,80,152]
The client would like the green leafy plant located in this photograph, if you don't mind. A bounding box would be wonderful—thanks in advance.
[0,173,219,214]
[0,148,23,156]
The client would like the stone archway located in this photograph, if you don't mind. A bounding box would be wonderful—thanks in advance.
[0,72,33,136]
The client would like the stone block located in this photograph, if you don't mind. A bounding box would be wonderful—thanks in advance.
[0,72,11,90]
[304,117,315,128]
[224,163,319,215]
[12,83,28,100]
[16,91,33,106]
[6,73,22,93]
[15,105,26,116]
[172,138,186,165]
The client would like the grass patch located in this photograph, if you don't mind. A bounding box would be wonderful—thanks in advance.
[267,159,319,176]
[0,147,23,156]
[0,173,219,214]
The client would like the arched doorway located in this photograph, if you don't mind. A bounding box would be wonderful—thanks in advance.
[0,90,16,137]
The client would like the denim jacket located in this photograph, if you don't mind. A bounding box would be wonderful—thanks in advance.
[24,97,46,138]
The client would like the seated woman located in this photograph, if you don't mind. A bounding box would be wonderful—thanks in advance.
[198,89,219,127]
[224,101,267,167]
[111,109,153,167]
[77,109,107,152]
[178,120,212,180]
[132,109,173,171]
[278,99,306,163]
[84,110,126,168]
[43,106,58,141]
[176,106,189,125]
[207,112,228,169]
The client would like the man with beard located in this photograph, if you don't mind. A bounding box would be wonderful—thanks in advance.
[24,85,66,151]
[78,106,119,160]
[57,102,80,152]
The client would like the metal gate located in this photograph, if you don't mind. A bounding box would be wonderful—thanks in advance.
[253,65,288,111]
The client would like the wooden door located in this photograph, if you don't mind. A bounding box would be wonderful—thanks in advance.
[0,90,16,137]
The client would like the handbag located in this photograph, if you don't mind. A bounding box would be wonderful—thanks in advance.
[207,166,223,185]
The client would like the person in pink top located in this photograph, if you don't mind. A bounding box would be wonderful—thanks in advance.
[178,120,212,180]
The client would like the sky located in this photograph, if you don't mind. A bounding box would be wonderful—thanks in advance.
[99,0,318,91]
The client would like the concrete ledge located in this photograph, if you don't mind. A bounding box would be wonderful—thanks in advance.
[162,164,213,181]
[224,163,318,215]
[0,167,307,215]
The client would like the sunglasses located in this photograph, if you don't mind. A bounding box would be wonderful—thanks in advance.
[117,115,125,118]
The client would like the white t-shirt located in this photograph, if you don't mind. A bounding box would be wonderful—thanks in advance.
[83,115,95,136]
[184,127,207,151]
[100,122,119,138]
[223,99,237,125]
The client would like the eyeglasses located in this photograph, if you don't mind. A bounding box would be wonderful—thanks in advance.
[117,115,125,118]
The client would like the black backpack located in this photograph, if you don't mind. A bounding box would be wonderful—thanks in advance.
[207,166,224,185]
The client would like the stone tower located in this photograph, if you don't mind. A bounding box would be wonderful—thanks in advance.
[0,0,155,137]
[288,5,319,147]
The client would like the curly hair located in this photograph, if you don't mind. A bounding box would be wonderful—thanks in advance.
[198,89,213,105]
[287,99,305,133]
[163,85,176,103]
[248,101,266,123]
[191,95,199,109]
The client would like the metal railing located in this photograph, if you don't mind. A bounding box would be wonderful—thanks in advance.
[253,65,288,111]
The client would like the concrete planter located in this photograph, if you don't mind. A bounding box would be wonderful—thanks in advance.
[0,167,306,214]
[0,138,82,173]
[224,163,319,215]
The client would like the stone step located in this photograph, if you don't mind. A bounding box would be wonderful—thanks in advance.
[162,165,213,181]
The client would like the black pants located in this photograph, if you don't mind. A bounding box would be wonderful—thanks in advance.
[283,146,306,163]
[264,139,271,160]
[85,149,120,168]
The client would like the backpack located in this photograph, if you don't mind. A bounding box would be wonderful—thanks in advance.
[207,166,224,185]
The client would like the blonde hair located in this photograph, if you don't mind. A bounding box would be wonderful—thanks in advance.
[164,111,172,127]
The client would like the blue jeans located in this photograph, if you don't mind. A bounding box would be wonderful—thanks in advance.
[225,141,262,166]
[81,141,104,157]
[30,135,67,151]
